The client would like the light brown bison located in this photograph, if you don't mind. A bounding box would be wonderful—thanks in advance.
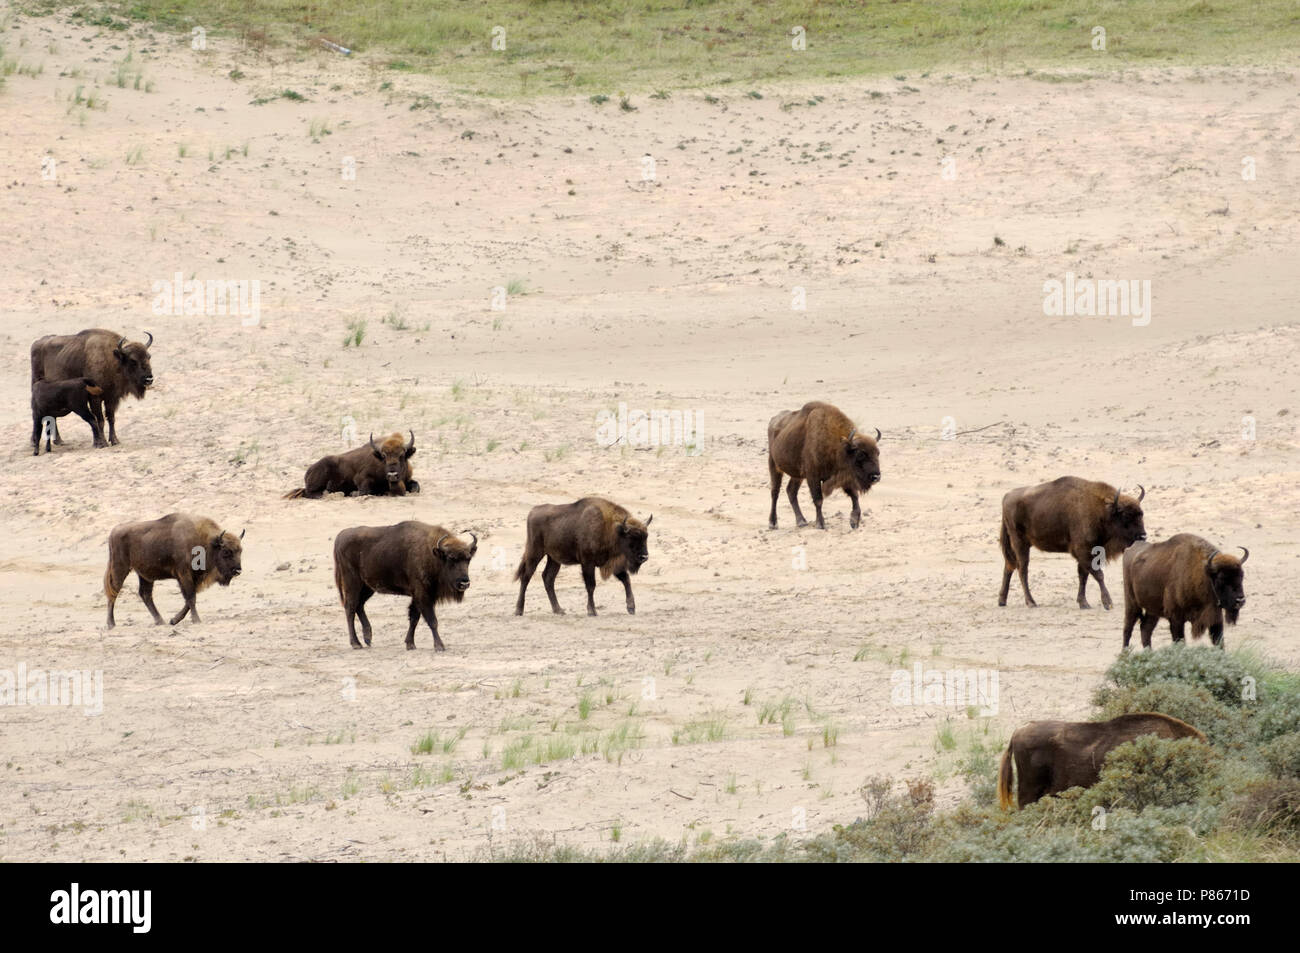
[1122,535,1248,650]
[105,513,243,628]
[31,377,105,454]
[333,522,477,650]
[31,329,153,447]
[998,712,1206,809]
[767,401,881,530]
[998,476,1146,609]
[514,498,651,616]
[284,431,418,498]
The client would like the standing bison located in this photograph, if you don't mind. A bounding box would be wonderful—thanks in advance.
[998,713,1206,809]
[767,401,881,530]
[1122,535,1248,649]
[285,431,418,498]
[31,329,153,447]
[514,498,651,616]
[105,513,243,628]
[998,476,1147,609]
[333,522,477,650]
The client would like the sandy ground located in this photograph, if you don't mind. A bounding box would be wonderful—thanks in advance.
[1,14,1298,861]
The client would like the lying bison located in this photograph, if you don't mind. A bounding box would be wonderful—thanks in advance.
[999,477,1146,609]
[333,522,476,650]
[1123,535,1248,650]
[285,431,418,498]
[514,498,651,616]
[105,513,243,628]
[31,377,104,454]
[767,401,881,530]
[998,712,1206,809]
[31,329,153,447]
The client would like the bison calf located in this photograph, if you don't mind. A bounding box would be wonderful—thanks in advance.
[105,513,243,628]
[1123,534,1248,650]
[285,431,419,498]
[999,476,1146,609]
[514,498,651,616]
[333,522,477,650]
[31,377,106,454]
[31,329,153,447]
[998,712,1206,809]
[768,401,881,530]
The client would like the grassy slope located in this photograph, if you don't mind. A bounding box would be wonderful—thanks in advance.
[28,0,1300,96]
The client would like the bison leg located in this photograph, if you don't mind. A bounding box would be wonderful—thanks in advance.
[1209,622,1225,649]
[52,416,64,446]
[768,458,782,529]
[170,580,200,625]
[541,557,565,615]
[73,404,107,448]
[998,523,1015,607]
[1090,567,1113,610]
[138,579,166,625]
[1075,564,1093,610]
[405,601,420,645]
[1169,619,1186,644]
[845,487,862,530]
[785,478,809,528]
[354,586,374,647]
[514,553,544,615]
[581,563,599,616]
[809,481,827,530]
[344,605,363,649]
[1013,539,1036,607]
[1139,615,1159,650]
[31,416,43,455]
[615,570,635,615]
[415,601,444,652]
[1122,603,1140,650]
[103,397,119,446]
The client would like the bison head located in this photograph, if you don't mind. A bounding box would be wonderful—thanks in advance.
[370,430,416,488]
[1105,485,1147,552]
[436,532,478,595]
[1207,547,1248,624]
[114,332,154,399]
[844,428,882,491]
[617,514,653,573]
[210,528,244,586]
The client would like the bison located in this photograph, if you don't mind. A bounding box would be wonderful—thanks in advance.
[998,712,1207,809]
[767,401,881,530]
[1122,534,1248,650]
[105,513,244,628]
[333,522,477,650]
[998,476,1147,609]
[514,498,652,616]
[31,329,153,447]
[31,377,105,454]
[284,431,419,498]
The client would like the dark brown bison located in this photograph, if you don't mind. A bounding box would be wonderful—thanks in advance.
[767,401,881,530]
[284,431,418,498]
[31,377,105,454]
[1122,534,1248,650]
[998,476,1147,609]
[333,522,477,650]
[998,712,1207,809]
[105,513,243,628]
[514,498,651,616]
[31,329,153,447]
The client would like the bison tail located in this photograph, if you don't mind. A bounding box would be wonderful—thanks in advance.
[283,488,306,500]
[103,562,121,602]
[997,746,1015,811]
[512,557,527,582]
[999,520,1015,567]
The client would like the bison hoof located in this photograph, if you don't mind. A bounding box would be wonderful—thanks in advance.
[627,606,636,615]
[350,641,364,650]
[552,608,566,616]
[405,642,416,651]
[407,481,420,494]
[794,519,809,528]
[434,642,446,653]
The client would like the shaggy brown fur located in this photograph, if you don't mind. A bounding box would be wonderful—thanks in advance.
[285,430,417,498]
[31,329,153,447]
[104,513,243,628]
[997,713,1207,810]
[514,497,652,616]
[31,377,105,454]
[767,400,881,530]
[998,476,1147,610]
[333,522,477,650]
[1123,534,1248,649]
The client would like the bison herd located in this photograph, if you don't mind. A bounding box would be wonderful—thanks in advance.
[28,331,1255,811]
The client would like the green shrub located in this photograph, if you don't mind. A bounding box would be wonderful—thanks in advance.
[1099,645,1249,705]
[1223,779,1300,834]
[1251,692,1300,743]
[1261,732,1300,780]
[1082,736,1220,812]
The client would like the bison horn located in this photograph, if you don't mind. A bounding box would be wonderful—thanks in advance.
[117,337,128,351]
[406,429,415,452]
[1206,549,1219,573]
[144,331,153,350]
[369,433,378,451]
[466,531,478,553]
[645,514,653,527]
[847,427,856,442]
[1238,546,1249,564]
[1112,489,1121,508]
[239,528,246,540]
[875,427,882,442]
[1136,484,1146,503]
[435,534,450,551]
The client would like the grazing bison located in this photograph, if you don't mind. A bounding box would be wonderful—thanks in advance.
[105,513,243,628]
[998,476,1147,609]
[514,498,652,616]
[998,712,1207,809]
[767,401,881,530]
[284,431,419,498]
[31,377,105,454]
[333,522,477,650]
[31,329,153,447]
[1123,535,1248,650]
